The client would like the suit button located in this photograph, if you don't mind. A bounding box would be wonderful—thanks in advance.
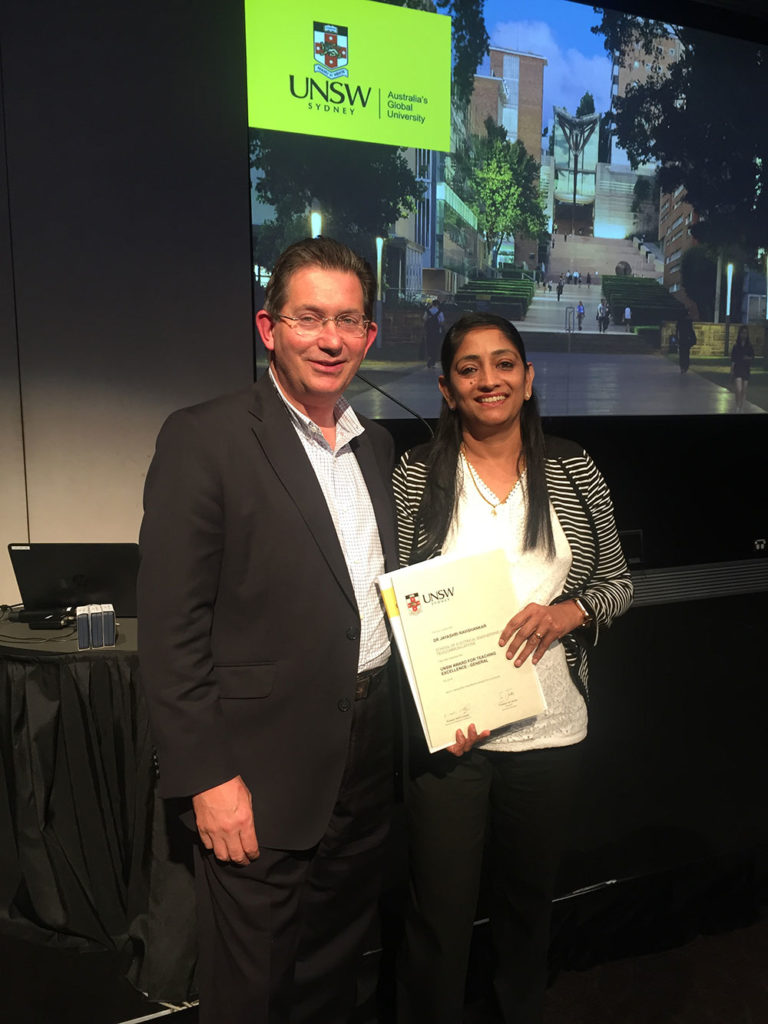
[346,627,358,641]
[337,697,352,712]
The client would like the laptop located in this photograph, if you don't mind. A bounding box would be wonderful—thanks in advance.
[8,543,140,617]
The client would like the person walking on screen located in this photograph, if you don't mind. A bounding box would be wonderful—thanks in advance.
[731,325,755,411]
[424,298,445,368]
[138,236,397,1024]
[624,304,632,332]
[600,300,611,333]
[676,315,697,374]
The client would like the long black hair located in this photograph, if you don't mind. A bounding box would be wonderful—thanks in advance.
[413,312,555,559]
[734,325,750,347]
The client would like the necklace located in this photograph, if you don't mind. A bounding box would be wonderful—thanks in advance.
[461,445,519,516]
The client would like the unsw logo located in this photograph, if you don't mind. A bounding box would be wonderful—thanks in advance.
[288,19,371,113]
[405,588,455,614]
[314,22,349,80]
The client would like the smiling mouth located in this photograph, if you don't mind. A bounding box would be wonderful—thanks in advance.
[477,394,507,404]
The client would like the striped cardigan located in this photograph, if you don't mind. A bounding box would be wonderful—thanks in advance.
[392,436,633,699]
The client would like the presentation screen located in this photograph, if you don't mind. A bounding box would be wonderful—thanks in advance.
[245,0,767,420]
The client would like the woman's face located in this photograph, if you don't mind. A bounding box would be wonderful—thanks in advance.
[439,327,534,436]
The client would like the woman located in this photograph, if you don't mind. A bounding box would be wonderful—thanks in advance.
[730,326,754,412]
[393,313,632,1024]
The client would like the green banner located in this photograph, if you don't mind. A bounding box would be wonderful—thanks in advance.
[245,0,452,152]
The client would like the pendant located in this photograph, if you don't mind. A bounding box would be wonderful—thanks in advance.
[491,507,497,516]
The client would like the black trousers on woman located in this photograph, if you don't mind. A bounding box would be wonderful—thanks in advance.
[397,743,582,1024]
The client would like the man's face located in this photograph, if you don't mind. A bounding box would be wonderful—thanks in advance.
[256,267,377,417]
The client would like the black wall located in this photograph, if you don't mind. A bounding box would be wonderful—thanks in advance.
[1,0,255,413]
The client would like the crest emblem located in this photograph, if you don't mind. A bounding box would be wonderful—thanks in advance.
[406,593,421,615]
[314,22,349,80]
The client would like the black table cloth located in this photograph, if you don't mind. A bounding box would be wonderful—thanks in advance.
[0,620,196,1002]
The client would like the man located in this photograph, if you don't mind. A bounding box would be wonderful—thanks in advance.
[138,237,397,1024]
[598,299,610,333]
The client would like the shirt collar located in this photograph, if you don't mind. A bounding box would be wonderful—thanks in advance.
[268,365,365,450]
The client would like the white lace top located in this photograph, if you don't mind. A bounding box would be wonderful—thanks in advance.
[441,455,588,751]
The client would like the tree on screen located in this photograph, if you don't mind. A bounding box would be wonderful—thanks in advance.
[452,118,546,268]
[251,216,309,277]
[250,129,424,268]
[592,10,768,254]
[575,92,596,117]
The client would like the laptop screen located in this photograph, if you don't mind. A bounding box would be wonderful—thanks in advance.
[8,543,139,617]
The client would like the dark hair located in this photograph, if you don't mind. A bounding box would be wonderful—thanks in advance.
[414,312,554,559]
[735,325,750,345]
[264,236,377,320]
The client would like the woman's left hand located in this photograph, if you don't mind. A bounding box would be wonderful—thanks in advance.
[446,722,491,757]
[499,600,585,667]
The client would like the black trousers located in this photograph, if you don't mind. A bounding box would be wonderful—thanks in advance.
[193,675,394,1024]
[397,743,582,1024]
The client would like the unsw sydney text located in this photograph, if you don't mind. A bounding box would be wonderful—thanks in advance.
[288,78,429,122]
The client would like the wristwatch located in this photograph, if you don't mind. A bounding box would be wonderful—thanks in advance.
[573,597,593,628]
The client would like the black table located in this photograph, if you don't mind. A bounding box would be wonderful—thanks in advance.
[0,618,196,1002]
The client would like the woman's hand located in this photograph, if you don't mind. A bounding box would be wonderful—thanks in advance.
[499,600,586,667]
[446,722,490,757]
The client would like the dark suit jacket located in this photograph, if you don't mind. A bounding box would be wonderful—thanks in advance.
[137,374,397,850]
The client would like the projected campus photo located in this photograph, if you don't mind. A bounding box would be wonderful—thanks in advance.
[246,0,768,417]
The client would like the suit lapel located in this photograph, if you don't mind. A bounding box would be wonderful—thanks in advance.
[351,430,397,572]
[248,376,356,608]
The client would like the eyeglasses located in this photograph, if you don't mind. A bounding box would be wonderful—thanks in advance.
[275,313,371,339]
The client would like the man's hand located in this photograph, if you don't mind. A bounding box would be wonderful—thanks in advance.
[192,775,260,865]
